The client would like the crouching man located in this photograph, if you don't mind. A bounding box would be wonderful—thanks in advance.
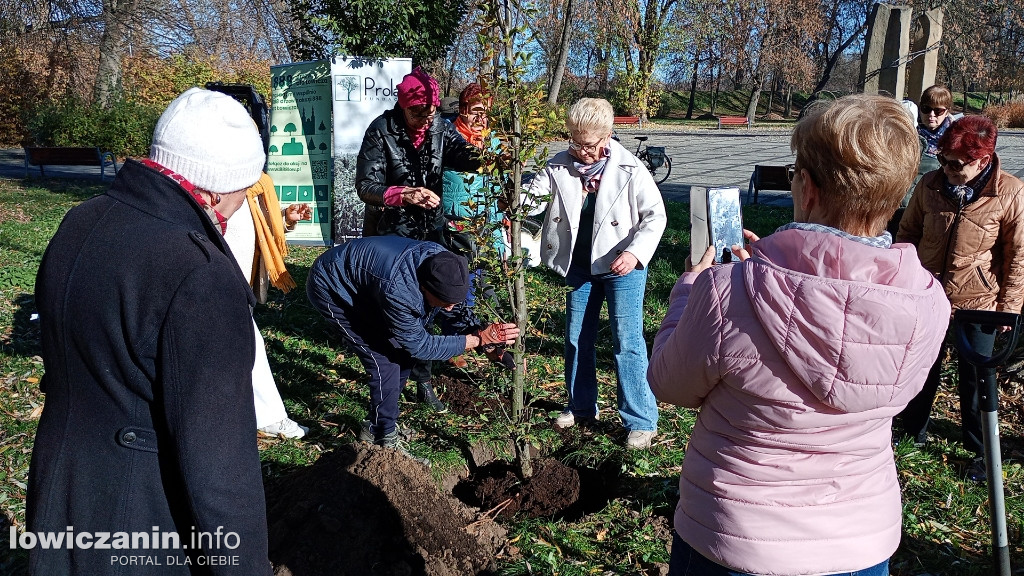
[307,236,518,450]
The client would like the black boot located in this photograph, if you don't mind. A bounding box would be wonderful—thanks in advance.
[416,381,448,413]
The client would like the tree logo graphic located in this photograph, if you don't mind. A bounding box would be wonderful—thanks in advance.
[335,75,361,102]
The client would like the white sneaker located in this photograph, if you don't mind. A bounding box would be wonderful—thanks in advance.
[554,410,576,429]
[554,410,598,430]
[626,430,657,450]
[258,418,308,439]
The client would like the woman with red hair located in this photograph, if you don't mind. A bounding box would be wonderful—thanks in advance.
[897,115,1024,482]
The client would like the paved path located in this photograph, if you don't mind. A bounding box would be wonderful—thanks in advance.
[5,129,1024,208]
[0,148,116,181]
[612,128,1024,208]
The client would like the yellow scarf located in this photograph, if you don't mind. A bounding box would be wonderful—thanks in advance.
[245,173,296,293]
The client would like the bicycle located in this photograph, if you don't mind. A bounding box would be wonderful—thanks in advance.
[633,136,672,184]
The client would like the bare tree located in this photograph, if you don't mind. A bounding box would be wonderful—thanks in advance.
[546,0,574,105]
[805,0,871,104]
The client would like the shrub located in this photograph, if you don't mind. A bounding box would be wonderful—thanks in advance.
[984,101,1024,129]
[124,51,271,109]
[25,98,163,158]
[0,44,48,146]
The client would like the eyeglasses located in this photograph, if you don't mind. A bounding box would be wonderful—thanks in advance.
[785,162,819,186]
[407,106,437,121]
[937,154,976,171]
[463,109,487,119]
[920,105,948,116]
[568,137,606,154]
[785,163,797,183]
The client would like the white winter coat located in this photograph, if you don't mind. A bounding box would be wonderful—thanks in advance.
[530,139,666,276]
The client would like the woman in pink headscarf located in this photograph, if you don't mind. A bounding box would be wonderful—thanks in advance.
[355,67,484,412]
[356,67,481,240]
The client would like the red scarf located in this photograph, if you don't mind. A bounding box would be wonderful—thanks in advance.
[142,159,228,234]
[454,116,483,149]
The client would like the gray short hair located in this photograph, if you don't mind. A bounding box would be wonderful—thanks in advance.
[566,98,614,134]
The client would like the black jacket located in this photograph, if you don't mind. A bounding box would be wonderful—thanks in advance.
[29,160,271,575]
[355,106,480,238]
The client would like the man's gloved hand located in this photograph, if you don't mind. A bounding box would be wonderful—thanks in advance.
[485,345,517,371]
[478,322,519,346]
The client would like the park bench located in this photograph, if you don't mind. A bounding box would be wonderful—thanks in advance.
[717,116,751,129]
[24,147,119,180]
[747,164,791,205]
[613,115,643,128]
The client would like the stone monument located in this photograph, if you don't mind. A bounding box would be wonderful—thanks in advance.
[907,8,944,103]
[859,4,912,98]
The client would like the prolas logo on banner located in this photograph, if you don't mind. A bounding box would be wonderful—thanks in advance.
[362,77,398,100]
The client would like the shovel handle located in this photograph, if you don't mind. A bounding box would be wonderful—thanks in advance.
[952,310,1020,368]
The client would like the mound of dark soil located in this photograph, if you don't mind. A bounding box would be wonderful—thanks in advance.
[266,443,506,576]
[435,373,507,417]
[436,373,562,419]
[454,458,581,519]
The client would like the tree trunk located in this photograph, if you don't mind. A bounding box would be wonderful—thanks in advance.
[745,81,761,123]
[446,30,463,96]
[685,52,699,119]
[784,84,793,118]
[546,0,574,106]
[733,67,744,90]
[498,0,532,479]
[627,0,678,121]
[963,75,969,113]
[583,48,594,92]
[710,63,721,116]
[596,44,610,92]
[764,73,775,117]
[807,21,868,105]
[95,0,136,107]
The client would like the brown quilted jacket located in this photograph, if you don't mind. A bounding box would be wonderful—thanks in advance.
[897,154,1024,313]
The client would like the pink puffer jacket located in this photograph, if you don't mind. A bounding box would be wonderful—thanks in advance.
[649,228,949,576]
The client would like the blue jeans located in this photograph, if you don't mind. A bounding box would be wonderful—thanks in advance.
[564,266,657,431]
[669,533,889,576]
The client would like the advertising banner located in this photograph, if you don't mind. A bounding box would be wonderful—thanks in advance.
[330,56,412,240]
[268,60,333,245]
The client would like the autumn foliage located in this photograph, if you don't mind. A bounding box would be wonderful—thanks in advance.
[984,101,1024,129]
[0,37,271,150]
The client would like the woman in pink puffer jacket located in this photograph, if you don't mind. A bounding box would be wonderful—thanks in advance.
[649,94,951,576]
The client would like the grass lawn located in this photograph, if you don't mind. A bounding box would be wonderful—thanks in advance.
[2,177,1023,575]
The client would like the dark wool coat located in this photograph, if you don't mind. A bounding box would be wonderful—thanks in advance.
[29,160,271,576]
[355,106,480,238]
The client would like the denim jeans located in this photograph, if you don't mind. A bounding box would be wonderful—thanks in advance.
[668,533,889,576]
[564,266,657,431]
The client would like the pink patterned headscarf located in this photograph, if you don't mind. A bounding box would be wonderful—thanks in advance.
[397,67,440,109]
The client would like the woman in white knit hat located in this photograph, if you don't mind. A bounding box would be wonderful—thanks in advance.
[29,88,272,575]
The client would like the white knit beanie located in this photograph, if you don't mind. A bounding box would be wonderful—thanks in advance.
[149,88,266,194]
